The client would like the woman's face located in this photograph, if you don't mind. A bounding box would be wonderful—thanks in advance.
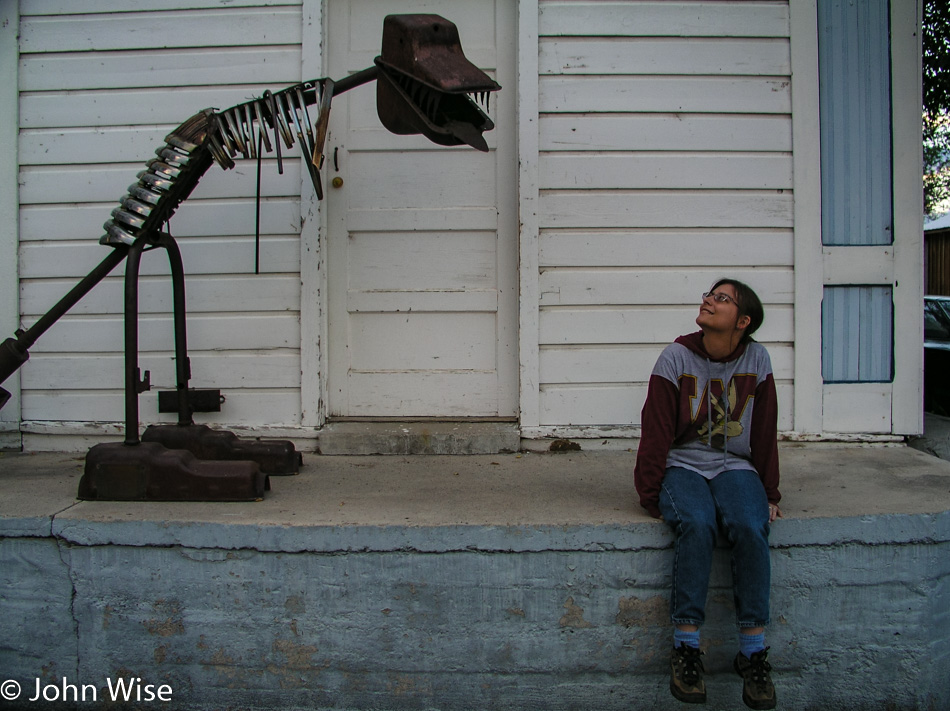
[696,283,749,334]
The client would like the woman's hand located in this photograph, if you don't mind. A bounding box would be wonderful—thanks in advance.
[768,503,783,523]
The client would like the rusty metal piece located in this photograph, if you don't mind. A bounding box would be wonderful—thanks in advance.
[80,441,268,501]
[378,15,499,95]
[262,90,285,173]
[148,159,183,179]
[285,90,307,151]
[252,99,272,153]
[164,110,210,154]
[158,146,191,166]
[296,86,315,156]
[102,221,138,246]
[137,171,174,192]
[214,113,237,157]
[127,184,162,205]
[283,89,323,198]
[244,103,257,158]
[273,91,296,149]
[312,79,333,170]
[142,423,302,475]
[206,130,234,170]
[225,108,247,155]
[375,14,500,151]
[157,388,221,414]
[121,196,154,217]
[111,208,146,231]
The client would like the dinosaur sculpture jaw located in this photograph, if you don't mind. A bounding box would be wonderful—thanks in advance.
[375,14,501,152]
[375,60,495,151]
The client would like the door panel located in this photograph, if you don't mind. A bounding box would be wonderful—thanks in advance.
[326,0,517,418]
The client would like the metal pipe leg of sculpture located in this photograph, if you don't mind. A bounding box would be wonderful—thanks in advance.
[80,237,267,501]
[163,232,193,426]
[123,240,147,446]
[140,233,302,476]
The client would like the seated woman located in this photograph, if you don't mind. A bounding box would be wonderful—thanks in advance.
[634,279,782,710]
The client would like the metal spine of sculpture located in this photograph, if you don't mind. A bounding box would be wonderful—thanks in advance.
[98,79,335,254]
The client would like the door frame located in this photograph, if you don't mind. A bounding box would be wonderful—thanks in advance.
[301,0,325,428]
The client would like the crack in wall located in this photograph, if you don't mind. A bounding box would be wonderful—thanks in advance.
[50,502,85,682]
[53,534,82,683]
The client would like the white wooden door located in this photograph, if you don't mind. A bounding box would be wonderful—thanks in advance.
[325,0,517,418]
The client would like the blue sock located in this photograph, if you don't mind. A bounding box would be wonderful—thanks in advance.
[674,628,701,649]
[739,631,766,658]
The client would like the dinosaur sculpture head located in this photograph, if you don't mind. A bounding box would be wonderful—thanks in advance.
[375,14,501,152]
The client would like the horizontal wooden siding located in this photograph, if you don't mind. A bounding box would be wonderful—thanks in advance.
[17,0,306,428]
[536,0,794,429]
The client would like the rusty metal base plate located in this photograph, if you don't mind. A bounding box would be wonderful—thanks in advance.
[141,424,302,475]
[79,441,268,501]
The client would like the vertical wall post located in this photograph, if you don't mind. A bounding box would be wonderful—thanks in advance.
[789,0,824,435]
[890,0,925,434]
[0,2,21,448]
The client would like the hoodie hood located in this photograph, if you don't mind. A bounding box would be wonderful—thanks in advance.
[674,331,749,364]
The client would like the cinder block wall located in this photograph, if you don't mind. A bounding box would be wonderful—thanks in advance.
[2,516,949,711]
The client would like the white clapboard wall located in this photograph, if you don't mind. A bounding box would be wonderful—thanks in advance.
[17,0,307,434]
[535,0,795,431]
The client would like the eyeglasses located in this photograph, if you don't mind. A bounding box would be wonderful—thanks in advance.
[702,291,738,306]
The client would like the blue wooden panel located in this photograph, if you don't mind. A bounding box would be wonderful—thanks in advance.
[818,0,892,246]
[822,286,893,382]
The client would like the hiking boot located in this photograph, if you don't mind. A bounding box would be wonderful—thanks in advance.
[670,645,706,704]
[734,647,776,710]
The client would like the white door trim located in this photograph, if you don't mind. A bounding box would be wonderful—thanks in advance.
[300,0,325,428]
[518,0,541,431]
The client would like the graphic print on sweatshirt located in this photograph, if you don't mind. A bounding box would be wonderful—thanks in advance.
[676,373,758,450]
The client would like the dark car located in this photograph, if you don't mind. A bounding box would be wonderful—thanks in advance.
[924,296,950,413]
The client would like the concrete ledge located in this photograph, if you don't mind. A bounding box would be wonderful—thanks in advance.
[1,444,949,710]
[5,444,948,551]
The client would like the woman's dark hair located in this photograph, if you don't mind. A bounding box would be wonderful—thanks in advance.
[710,278,764,342]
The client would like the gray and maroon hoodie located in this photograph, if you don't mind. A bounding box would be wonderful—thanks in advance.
[634,331,781,518]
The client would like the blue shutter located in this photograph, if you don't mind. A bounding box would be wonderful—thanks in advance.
[818,0,892,246]
[822,286,894,382]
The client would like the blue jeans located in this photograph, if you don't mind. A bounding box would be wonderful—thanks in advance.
[658,467,771,629]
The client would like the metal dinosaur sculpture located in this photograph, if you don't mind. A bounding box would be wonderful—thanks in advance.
[0,15,500,501]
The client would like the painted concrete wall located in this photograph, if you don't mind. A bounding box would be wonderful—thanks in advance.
[3,513,947,710]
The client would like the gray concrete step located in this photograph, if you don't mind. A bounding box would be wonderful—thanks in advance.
[317,421,521,455]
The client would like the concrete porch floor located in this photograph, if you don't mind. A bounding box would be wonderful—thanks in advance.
[1,442,949,710]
